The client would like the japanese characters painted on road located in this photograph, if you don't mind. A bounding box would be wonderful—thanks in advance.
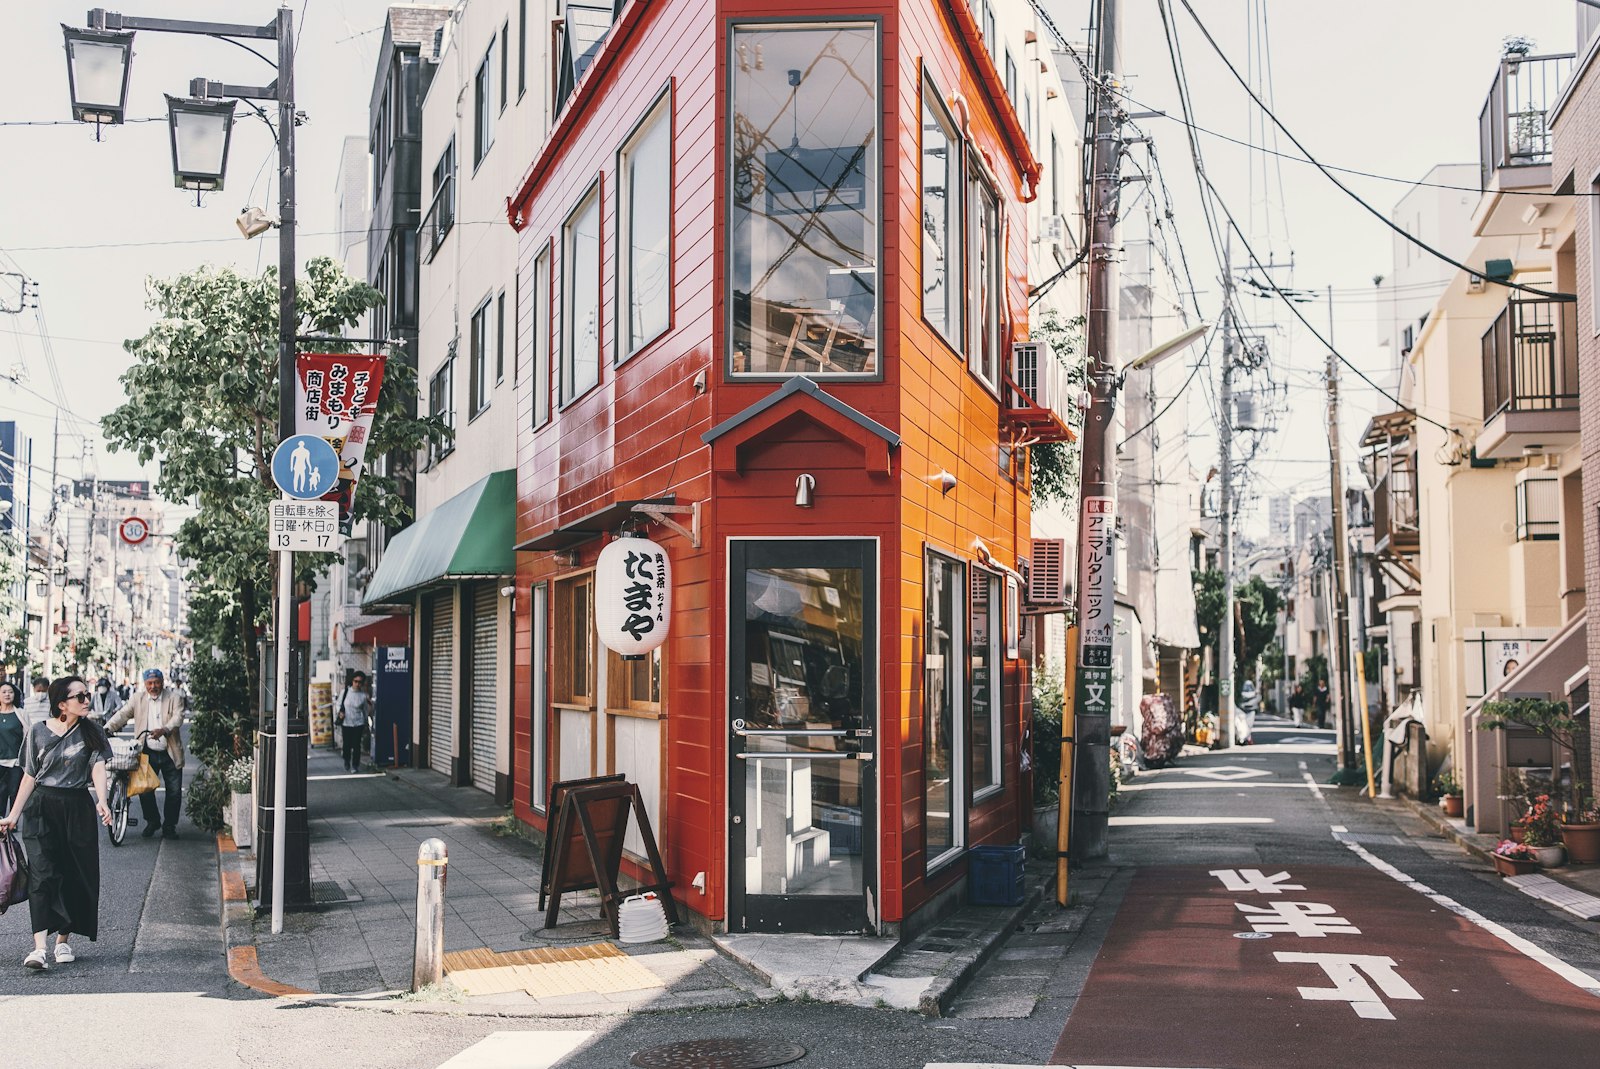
[1077,495,1115,667]
[294,353,388,534]
[271,434,341,502]
[595,534,671,659]
[118,515,150,545]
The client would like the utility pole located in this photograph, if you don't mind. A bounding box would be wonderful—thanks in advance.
[41,414,59,676]
[1068,0,1123,863]
[1325,347,1355,776]
[1216,240,1236,750]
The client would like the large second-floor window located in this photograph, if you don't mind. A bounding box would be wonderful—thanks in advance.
[474,40,496,166]
[922,84,961,348]
[427,355,454,466]
[729,23,878,376]
[618,91,673,359]
[562,185,602,403]
[967,169,1001,388]
[469,297,491,418]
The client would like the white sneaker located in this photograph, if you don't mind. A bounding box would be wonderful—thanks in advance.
[23,949,47,971]
[53,944,74,964]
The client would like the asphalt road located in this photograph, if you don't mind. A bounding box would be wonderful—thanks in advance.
[2,725,1597,1069]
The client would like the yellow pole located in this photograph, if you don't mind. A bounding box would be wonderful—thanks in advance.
[1057,626,1079,907]
[1356,642,1377,797]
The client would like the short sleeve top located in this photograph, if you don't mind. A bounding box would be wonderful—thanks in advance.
[21,720,107,789]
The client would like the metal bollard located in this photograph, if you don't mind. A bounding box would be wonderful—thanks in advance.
[412,838,447,992]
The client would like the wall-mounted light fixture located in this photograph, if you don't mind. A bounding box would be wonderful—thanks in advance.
[794,473,815,508]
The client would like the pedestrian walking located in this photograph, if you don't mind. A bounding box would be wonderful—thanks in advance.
[0,683,23,818]
[338,672,373,773]
[21,677,49,728]
[105,669,187,840]
[89,677,121,724]
[0,675,113,971]
[1288,682,1307,725]
[1313,677,1331,730]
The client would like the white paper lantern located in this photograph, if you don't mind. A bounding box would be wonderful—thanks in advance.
[595,534,671,658]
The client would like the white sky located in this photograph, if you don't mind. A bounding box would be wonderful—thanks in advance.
[0,0,1585,538]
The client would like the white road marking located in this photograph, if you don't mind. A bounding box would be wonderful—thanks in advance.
[1337,837,1600,996]
[1210,868,1305,894]
[1272,952,1422,1020]
[1109,816,1275,826]
[1237,901,1360,937]
[1119,781,1332,792]
[1180,766,1272,781]
[435,1032,593,1069]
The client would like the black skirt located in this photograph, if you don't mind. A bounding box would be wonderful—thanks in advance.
[23,786,99,940]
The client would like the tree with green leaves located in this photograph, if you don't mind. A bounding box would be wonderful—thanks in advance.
[1193,568,1283,711]
[101,258,449,740]
[0,533,28,684]
[1027,308,1090,510]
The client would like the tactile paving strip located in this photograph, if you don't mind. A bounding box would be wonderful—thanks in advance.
[444,942,665,998]
[1503,873,1600,920]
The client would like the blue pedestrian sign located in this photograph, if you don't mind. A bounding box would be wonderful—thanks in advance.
[272,434,340,501]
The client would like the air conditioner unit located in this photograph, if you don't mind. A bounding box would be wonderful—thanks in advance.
[1010,339,1065,414]
[1027,538,1067,605]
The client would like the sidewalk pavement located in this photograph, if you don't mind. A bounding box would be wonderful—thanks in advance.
[218,743,1048,1017]
[1401,794,1600,897]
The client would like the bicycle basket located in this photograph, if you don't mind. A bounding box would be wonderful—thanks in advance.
[106,738,142,772]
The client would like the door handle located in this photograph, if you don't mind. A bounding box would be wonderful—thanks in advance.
[735,751,872,761]
[734,728,849,737]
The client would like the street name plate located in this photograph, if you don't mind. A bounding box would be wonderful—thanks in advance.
[268,499,340,552]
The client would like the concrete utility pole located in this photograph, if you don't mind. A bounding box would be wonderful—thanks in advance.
[1069,0,1123,863]
[1216,241,1236,750]
[1325,348,1355,775]
[42,414,59,676]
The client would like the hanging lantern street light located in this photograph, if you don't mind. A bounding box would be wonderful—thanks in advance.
[166,95,236,194]
[61,24,135,130]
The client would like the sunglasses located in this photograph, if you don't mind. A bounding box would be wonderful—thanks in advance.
[67,692,92,704]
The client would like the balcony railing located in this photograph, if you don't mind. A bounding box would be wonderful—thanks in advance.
[1372,466,1419,555]
[1481,298,1579,420]
[421,175,455,264]
[1478,52,1574,190]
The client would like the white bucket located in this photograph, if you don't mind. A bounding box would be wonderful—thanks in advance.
[617,892,669,943]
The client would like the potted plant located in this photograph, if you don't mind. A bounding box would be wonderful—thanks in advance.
[1520,793,1565,867]
[1434,769,1464,818]
[1491,839,1539,877]
[224,755,254,848]
[1029,667,1064,858]
[1560,798,1600,865]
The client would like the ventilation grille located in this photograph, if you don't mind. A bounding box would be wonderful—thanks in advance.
[1027,538,1066,604]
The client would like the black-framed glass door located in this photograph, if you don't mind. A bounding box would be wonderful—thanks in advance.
[728,539,877,933]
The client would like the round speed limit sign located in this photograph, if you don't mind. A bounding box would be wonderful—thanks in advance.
[119,516,150,545]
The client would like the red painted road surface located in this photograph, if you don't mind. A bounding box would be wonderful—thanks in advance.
[1053,865,1600,1068]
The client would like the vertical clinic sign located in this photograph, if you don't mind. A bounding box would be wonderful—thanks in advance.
[594,535,671,658]
[295,353,388,534]
[1078,496,1115,668]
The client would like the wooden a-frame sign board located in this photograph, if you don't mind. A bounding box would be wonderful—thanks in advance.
[539,774,679,934]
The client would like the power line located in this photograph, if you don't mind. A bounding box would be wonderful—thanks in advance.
[1173,0,1575,304]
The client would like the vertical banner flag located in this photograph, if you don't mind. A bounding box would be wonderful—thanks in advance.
[294,353,387,535]
[1078,495,1115,668]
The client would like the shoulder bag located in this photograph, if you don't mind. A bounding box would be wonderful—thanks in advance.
[127,753,161,797]
[0,829,28,913]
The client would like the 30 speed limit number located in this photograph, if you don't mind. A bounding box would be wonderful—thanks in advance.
[268,500,340,552]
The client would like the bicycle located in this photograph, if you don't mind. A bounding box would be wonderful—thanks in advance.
[104,730,151,847]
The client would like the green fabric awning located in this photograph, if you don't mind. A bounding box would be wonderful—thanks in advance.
[361,469,516,611]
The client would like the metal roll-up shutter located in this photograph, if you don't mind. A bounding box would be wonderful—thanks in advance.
[470,583,499,791]
[428,591,454,775]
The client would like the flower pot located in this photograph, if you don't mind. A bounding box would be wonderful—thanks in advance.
[1031,803,1060,859]
[1491,853,1538,877]
[1442,794,1463,818]
[1559,822,1600,865]
[227,791,253,848]
[1509,824,1527,844]
[1533,844,1566,868]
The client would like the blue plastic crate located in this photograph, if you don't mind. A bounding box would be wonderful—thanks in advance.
[967,843,1026,906]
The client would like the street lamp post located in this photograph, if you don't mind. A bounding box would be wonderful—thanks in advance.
[63,6,308,929]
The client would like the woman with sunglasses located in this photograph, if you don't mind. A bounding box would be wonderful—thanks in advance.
[0,676,113,971]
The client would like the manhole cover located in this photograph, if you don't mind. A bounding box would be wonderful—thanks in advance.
[1234,931,1273,939]
[630,1039,805,1069]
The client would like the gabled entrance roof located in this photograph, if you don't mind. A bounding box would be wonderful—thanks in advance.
[702,377,899,476]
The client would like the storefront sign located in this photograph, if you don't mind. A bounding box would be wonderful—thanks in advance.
[595,534,671,658]
[1078,495,1115,668]
[294,353,387,534]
